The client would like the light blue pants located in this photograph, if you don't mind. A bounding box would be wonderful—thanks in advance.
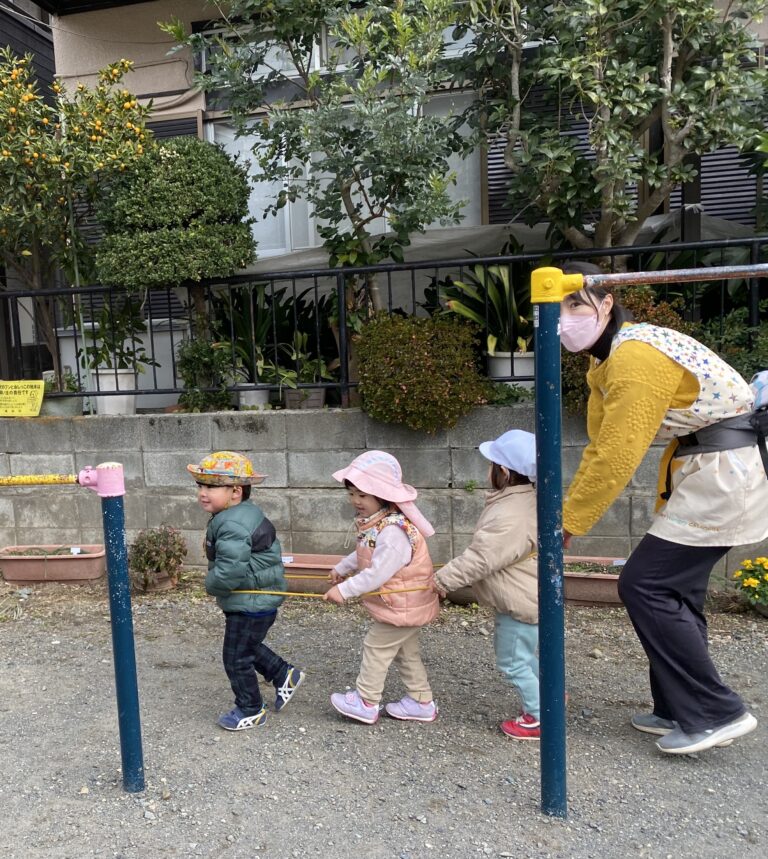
[494,612,540,720]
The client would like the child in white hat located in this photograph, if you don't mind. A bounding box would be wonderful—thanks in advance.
[323,450,440,725]
[433,430,541,740]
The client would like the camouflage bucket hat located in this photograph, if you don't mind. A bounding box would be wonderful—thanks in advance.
[187,451,266,486]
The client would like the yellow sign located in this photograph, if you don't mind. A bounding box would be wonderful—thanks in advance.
[0,380,45,417]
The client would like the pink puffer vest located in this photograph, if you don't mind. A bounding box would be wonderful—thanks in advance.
[356,508,439,628]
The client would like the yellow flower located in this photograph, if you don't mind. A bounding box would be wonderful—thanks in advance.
[742,577,760,589]
[743,560,754,569]
[733,570,743,578]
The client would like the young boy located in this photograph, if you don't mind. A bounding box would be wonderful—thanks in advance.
[187,451,305,731]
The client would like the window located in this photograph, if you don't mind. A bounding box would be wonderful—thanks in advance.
[422,91,482,227]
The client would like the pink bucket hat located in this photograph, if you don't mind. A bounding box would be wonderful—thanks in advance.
[332,450,435,537]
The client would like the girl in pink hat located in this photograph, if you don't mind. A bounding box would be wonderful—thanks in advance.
[323,450,440,725]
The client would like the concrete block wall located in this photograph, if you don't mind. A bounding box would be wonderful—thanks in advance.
[1,407,763,584]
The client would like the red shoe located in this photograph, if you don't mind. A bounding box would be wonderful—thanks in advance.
[500,712,540,740]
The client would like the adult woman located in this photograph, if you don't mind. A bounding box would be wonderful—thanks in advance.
[560,261,766,755]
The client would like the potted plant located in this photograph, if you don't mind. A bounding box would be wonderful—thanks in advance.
[128,524,187,593]
[212,282,293,409]
[443,264,535,389]
[39,367,84,417]
[732,556,768,617]
[175,336,235,413]
[78,295,159,415]
[281,331,334,409]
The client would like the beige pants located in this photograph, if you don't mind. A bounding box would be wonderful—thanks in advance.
[356,621,433,705]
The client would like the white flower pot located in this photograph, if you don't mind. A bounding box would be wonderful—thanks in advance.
[487,351,535,389]
[238,388,271,410]
[55,318,189,410]
[96,368,137,415]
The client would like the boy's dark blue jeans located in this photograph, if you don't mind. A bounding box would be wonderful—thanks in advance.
[222,611,290,715]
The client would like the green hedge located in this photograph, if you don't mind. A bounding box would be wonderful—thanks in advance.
[95,137,255,289]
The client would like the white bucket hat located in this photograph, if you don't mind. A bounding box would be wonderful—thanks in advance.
[478,430,536,481]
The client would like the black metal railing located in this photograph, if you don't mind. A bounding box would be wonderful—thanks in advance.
[1,235,766,410]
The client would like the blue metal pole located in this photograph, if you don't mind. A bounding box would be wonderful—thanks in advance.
[101,493,145,793]
[532,271,572,819]
[534,300,567,817]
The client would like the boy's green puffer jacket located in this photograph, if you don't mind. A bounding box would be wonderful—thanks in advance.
[204,500,286,614]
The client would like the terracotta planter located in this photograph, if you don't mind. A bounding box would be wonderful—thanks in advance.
[134,572,177,593]
[282,553,342,594]
[446,555,624,608]
[563,554,623,607]
[0,545,106,584]
[279,552,624,607]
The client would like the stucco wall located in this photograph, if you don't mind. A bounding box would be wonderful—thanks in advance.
[51,0,207,121]
[2,406,762,583]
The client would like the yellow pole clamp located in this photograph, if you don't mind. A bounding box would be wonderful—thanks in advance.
[531,267,585,304]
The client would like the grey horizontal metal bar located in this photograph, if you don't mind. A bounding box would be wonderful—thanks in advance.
[584,263,768,289]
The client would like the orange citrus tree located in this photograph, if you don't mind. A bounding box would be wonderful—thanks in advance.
[0,48,153,386]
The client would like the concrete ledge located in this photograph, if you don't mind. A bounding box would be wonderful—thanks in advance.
[0,406,665,560]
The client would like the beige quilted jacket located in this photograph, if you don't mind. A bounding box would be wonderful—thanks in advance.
[435,484,538,624]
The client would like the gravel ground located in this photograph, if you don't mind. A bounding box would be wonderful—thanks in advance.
[0,572,766,859]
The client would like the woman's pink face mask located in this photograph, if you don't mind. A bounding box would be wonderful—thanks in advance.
[559,300,607,353]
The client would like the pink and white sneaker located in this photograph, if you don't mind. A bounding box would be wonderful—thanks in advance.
[385,695,438,722]
[330,689,380,724]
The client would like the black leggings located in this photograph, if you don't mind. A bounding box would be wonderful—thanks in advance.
[618,533,746,734]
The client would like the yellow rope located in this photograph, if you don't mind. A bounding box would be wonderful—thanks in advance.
[232,586,430,598]
[0,473,78,487]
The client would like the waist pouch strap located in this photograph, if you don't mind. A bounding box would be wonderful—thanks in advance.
[674,413,757,457]
[660,413,763,503]
[749,408,768,478]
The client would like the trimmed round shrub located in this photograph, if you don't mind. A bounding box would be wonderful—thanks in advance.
[356,314,491,433]
[95,137,255,289]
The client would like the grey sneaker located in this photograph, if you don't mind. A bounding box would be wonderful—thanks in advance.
[656,712,757,755]
[631,713,678,736]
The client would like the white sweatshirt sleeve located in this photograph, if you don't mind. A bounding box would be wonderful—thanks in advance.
[337,526,413,599]
[332,551,359,578]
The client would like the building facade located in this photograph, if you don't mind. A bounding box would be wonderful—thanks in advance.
[38,1,766,269]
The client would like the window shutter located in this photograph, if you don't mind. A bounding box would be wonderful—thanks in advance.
[669,147,757,225]
[146,116,200,139]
